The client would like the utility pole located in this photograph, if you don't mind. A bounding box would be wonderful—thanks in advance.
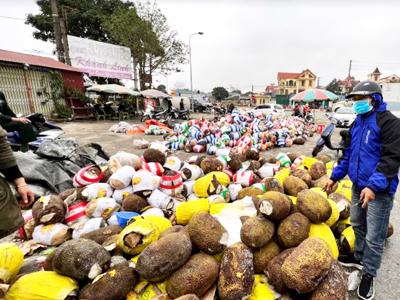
[59,11,71,65]
[50,0,65,63]
[132,57,138,90]
[317,77,320,88]
[251,84,254,106]
[348,59,352,78]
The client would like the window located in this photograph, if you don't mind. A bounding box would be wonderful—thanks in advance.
[302,80,305,87]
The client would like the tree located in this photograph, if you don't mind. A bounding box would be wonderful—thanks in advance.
[134,1,187,84]
[26,0,133,43]
[103,7,163,89]
[212,87,229,100]
[157,84,167,93]
[326,78,342,94]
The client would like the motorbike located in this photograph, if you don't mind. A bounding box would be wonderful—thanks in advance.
[141,106,171,122]
[312,121,350,161]
[7,113,64,152]
[170,107,190,120]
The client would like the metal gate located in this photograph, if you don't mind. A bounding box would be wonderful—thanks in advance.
[0,64,55,116]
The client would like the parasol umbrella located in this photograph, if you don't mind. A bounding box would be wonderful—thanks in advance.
[140,89,170,98]
[87,84,140,96]
[290,88,339,102]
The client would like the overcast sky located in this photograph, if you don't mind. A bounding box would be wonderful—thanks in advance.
[1,0,400,92]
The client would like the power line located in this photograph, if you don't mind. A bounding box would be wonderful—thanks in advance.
[0,15,25,21]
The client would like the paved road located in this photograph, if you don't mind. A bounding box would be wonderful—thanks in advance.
[59,112,400,299]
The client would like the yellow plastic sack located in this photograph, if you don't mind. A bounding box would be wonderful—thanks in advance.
[176,199,209,225]
[193,175,220,197]
[207,171,231,186]
[325,199,340,227]
[0,243,24,283]
[117,216,171,255]
[337,217,351,226]
[309,223,339,259]
[210,202,228,215]
[302,156,319,170]
[273,168,290,186]
[327,169,332,177]
[127,280,167,300]
[341,226,355,253]
[326,161,334,170]
[249,275,275,300]
[336,180,352,201]
[310,187,328,198]
[289,196,297,205]
[5,271,78,300]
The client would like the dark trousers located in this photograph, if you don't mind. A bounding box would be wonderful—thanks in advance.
[0,121,36,144]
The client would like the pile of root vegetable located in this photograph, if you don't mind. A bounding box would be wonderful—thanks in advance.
[0,147,394,300]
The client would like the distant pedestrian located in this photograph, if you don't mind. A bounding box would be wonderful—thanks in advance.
[180,98,185,110]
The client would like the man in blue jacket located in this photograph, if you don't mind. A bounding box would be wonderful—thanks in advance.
[325,81,400,300]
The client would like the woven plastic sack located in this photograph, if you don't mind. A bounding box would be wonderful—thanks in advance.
[117,215,171,255]
[309,223,339,259]
[176,199,210,225]
[126,280,167,300]
[302,156,319,170]
[325,199,340,227]
[273,168,290,186]
[0,243,24,283]
[249,275,277,300]
[341,226,356,253]
[5,271,78,300]
[336,180,352,201]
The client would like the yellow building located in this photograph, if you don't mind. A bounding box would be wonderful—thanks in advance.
[253,93,271,105]
[277,69,317,95]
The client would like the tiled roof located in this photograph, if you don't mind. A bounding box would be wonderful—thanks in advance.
[277,72,301,80]
[0,49,81,73]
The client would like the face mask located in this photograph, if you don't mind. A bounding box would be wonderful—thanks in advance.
[353,99,373,115]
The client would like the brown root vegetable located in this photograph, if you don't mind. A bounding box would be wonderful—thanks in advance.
[237,187,264,200]
[79,264,137,300]
[200,157,223,174]
[52,239,111,280]
[310,162,327,180]
[283,176,308,196]
[287,153,300,162]
[328,193,351,220]
[316,154,332,164]
[263,177,284,193]
[256,191,292,221]
[187,212,226,255]
[80,225,122,245]
[32,195,67,225]
[246,148,260,161]
[253,241,281,274]
[310,261,347,300]
[387,223,394,238]
[166,253,219,298]
[297,190,332,224]
[136,232,192,281]
[277,213,311,248]
[281,237,333,293]
[292,169,312,187]
[218,243,254,300]
[122,194,148,212]
[240,216,275,248]
[159,225,186,239]
[265,248,295,294]
[143,148,166,165]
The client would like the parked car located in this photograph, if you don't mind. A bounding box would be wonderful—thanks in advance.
[332,100,353,112]
[331,107,356,127]
[250,104,285,116]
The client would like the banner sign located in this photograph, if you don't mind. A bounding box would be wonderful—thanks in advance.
[68,35,132,79]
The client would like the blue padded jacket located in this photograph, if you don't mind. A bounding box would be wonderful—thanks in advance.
[331,99,400,195]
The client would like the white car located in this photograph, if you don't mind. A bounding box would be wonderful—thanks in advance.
[332,107,356,127]
[251,104,285,116]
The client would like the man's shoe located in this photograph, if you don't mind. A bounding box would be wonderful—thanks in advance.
[338,254,363,270]
[358,273,375,300]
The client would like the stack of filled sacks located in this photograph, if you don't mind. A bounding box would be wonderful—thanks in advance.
[1,147,395,300]
[164,111,316,154]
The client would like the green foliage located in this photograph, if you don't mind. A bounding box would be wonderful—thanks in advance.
[27,0,187,90]
[231,89,242,95]
[41,71,72,118]
[212,87,229,100]
[26,0,134,43]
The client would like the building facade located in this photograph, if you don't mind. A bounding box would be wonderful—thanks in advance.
[253,93,271,105]
[0,49,84,117]
[277,69,316,95]
[338,76,360,94]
